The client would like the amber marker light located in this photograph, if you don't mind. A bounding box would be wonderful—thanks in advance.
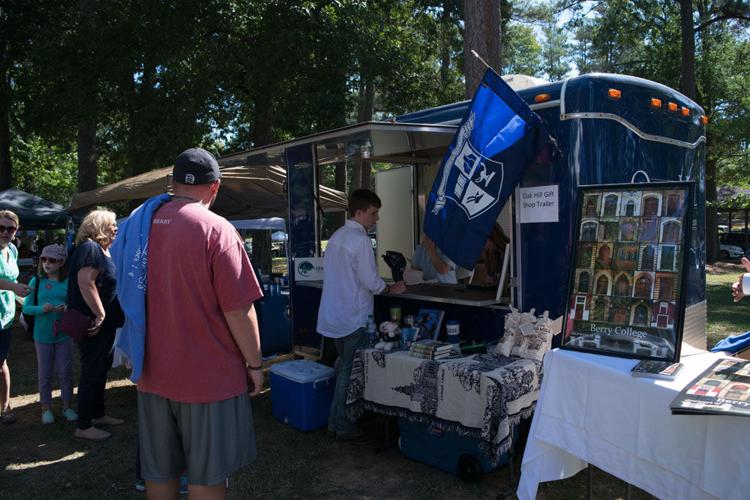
[649,98,662,108]
[608,88,622,100]
[681,107,690,117]
[667,102,678,112]
[534,93,551,103]
[701,115,709,125]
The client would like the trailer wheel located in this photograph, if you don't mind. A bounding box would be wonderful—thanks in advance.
[457,454,483,483]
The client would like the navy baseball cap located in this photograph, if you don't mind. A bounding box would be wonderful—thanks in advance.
[173,148,221,185]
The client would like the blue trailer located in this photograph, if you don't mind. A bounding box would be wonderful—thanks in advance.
[221,73,707,351]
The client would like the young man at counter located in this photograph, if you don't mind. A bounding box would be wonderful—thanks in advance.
[317,189,406,441]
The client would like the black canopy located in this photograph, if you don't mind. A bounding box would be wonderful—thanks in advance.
[0,189,67,229]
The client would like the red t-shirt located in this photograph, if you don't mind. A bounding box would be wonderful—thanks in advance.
[138,200,263,403]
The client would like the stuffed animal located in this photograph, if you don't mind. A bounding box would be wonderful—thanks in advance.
[375,321,400,351]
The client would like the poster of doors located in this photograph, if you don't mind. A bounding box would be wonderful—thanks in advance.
[561,182,693,362]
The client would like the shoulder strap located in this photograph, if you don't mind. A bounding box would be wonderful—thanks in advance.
[31,276,40,305]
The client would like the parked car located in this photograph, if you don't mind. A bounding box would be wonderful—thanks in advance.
[719,232,750,254]
[720,243,745,260]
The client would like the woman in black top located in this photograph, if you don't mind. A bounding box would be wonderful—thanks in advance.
[68,209,123,440]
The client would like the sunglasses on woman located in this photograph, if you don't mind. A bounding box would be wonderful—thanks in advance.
[40,257,63,264]
[0,225,18,234]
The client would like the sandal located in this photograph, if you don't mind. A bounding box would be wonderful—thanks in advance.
[1,409,17,424]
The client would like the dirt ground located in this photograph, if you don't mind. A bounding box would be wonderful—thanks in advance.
[1,324,653,499]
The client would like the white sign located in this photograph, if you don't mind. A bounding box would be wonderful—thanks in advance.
[294,257,324,281]
[519,185,559,224]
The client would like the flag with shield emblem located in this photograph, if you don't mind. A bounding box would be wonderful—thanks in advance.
[424,68,550,269]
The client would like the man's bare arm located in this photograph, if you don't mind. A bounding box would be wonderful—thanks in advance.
[224,302,263,396]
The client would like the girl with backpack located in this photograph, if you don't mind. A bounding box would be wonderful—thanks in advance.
[22,244,76,424]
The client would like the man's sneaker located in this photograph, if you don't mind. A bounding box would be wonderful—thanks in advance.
[41,410,55,425]
[63,408,78,422]
[134,480,146,492]
[74,426,111,440]
[179,475,189,495]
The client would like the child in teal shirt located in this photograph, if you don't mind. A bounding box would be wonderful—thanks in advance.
[22,244,76,424]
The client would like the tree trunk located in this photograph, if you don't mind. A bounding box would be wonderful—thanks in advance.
[77,0,98,193]
[679,0,696,99]
[252,92,274,147]
[77,120,97,192]
[462,0,501,99]
[249,230,272,276]
[331,161,346,228]
[0,77,11,190]
[353,76,374,190]
[695,1,718,264]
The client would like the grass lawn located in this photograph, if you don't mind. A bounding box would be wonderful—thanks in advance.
[706,265,750,348]
[1,267,746,499]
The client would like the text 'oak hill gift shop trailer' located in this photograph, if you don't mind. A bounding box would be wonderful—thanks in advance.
[225,73,706,352]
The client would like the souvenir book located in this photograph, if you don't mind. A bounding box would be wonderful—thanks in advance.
[630,360,683,380]
[670,358,750,417]
[414,309,445,341]
[409,339,455,360]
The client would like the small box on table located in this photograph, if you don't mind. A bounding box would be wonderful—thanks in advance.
[269,360,335,432]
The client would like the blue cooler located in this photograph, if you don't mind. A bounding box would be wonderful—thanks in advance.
[398,418,512,482]
[269,360,335,432]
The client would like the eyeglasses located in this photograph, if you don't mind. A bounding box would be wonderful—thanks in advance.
[0,225,18,234]
[40,257,62,264]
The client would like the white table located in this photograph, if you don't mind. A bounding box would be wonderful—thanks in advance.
[517,347,750,500]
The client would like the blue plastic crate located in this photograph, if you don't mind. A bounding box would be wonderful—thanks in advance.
[269,360,335,432]
[398,418,511,482]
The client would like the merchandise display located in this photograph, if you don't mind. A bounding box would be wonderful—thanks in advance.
[561,182,693,362]
[409,339,456,360]
[670,357,750,417]
[374,321,400,351]
[630,360,683,380]
[495,308,553,362]
[414,308,445,341]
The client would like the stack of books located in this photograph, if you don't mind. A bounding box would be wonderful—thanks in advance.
[630,360,683,380]
[410,339,455,360]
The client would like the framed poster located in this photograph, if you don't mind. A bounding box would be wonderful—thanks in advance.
[561,182,693,362]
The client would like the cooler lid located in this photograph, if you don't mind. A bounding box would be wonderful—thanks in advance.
[269,360,335,384]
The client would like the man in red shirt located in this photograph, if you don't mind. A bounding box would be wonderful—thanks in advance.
[138,148,264,499]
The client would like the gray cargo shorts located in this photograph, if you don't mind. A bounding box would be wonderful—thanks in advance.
[138,391,257,486]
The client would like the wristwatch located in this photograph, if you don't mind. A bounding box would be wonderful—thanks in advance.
[246,362,263,371]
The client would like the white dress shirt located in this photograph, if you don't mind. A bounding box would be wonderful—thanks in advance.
[317,219,386,339]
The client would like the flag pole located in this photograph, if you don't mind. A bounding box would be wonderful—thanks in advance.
[470,50,501,79]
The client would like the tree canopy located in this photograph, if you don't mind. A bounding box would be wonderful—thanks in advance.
[0,0,747,234]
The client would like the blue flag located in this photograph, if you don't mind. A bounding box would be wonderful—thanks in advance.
[424,69,548,269]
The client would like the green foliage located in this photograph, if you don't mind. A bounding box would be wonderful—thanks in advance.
[11,135,77,205]
[2,0,748,205]
[502,23,544,76]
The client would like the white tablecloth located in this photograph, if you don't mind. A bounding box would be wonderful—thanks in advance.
[517,347,750,500]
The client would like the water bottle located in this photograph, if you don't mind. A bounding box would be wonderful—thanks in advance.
[366,315,377,347]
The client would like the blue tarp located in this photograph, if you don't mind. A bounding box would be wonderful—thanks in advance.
[0,189,67,229]
[711,331,750,354]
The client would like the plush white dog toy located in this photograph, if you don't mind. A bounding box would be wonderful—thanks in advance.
[375,321,400,351]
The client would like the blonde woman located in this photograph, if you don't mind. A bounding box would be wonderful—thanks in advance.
[0,210,30,424]
[67,209,123,440]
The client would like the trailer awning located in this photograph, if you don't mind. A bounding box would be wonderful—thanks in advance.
[69,165,348,219]
[218,121,458,169]
[69,121,457,218]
